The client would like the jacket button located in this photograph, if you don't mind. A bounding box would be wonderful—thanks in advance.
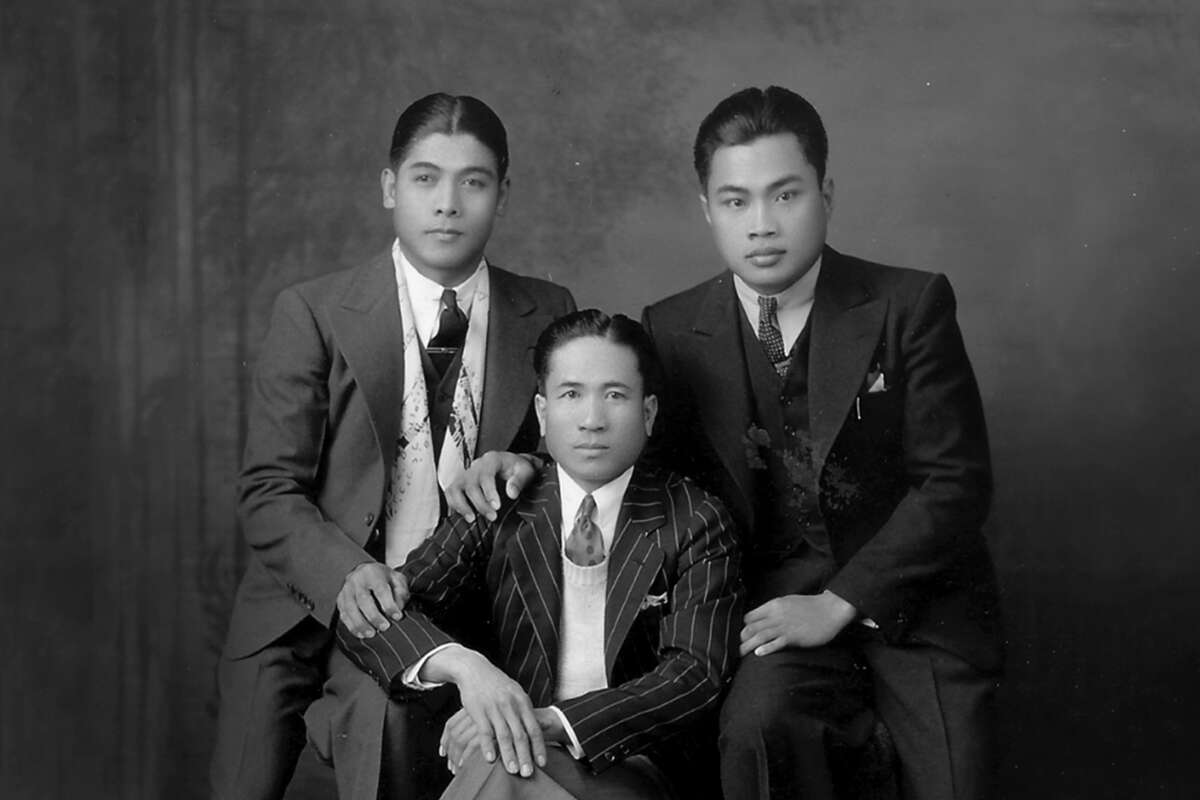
[364,512,375,526]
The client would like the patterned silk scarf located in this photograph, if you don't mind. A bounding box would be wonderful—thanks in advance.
[383,264,489,567]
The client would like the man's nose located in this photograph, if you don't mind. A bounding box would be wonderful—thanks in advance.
[748,202,777,238]
[435,183,461,217]
[579,397,607,429]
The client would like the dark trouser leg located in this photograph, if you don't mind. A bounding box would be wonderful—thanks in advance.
[860,636,1000,800]
[210,617,330,800]
[306,647,456,800]
[718,641,876,800]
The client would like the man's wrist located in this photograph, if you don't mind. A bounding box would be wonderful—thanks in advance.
[422,645,485,685]
[822,590,857,627]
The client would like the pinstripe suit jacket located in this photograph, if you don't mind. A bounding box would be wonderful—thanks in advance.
[337,462,742,774]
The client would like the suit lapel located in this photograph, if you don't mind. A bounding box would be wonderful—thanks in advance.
[508,470,564,692]
[603,467,666,681]
[684,276,756,523]
[329,252,404,470]
[808,247,886,474]
[478,267,540,455]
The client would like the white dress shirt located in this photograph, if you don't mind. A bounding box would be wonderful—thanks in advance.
[732,255,822,352]
[391,239,485,345]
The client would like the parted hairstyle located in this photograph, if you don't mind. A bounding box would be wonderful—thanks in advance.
[533,309,663,398]
[388,93,510,180]
[693,85,829,188]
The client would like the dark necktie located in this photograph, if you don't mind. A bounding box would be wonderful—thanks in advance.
[427,288,468,376]
[565,494,605,567]
[757,295,790,377]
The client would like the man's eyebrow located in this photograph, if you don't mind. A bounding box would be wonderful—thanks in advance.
[766,174,808,192]
[405,161,442,172]
[713,174,808,195]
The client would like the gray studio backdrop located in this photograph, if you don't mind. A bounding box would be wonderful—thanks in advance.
[3,1,1198,798]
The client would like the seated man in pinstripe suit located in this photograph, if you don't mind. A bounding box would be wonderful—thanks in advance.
[337,309,742,799]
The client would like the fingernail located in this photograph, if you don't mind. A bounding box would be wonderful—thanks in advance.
[521,765,531,777]
[392,613,403,621]
[537,755,546,767]
[364,629,375,638]
[438,746,445,756]
[507,761,517,773]
[379,622,389,630]
[485,751,495,762]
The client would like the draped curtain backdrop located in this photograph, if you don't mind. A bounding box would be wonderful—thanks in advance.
[2,1,1198,798]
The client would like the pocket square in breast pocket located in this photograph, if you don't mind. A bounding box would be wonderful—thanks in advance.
[866,370,888,394]
[638,592,668,613]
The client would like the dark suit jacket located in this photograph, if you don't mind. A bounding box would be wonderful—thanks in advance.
[223,253,576,659]
[641,245,1002,671]
[338,463,742,774]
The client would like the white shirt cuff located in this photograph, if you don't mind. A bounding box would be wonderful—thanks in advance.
[401,642,464,690]
[549,706,585,759]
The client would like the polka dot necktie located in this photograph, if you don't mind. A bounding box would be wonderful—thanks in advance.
[565,494,605,567]
[757,295,791,377]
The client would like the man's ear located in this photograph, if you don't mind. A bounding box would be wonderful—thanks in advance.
[495,177,510,216]
[699,192,712,225]
[534,393,547,437]
[642,394,659,437]
[381,168,398,209]
[821,175,835,218]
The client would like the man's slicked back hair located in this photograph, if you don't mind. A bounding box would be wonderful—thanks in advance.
[533,309,663,398]
[693,85,828,188]
[389,93,509,180]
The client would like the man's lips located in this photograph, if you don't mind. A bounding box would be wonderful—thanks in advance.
[746,248,786,267]
[426,228,464,241]
[574,443,609,452]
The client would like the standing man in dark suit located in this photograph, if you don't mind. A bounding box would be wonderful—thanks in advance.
[210,93,575,800]
[451,87,1003,799]
[339,310,742,799]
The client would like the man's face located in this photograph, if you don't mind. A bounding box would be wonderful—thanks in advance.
[701,133,833,295]
[381,132,508,287]
[535,336,658,492]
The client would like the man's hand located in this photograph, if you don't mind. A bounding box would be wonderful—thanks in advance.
[439,708,564,775]
[336,563,409,638]
[739,590,857,656]
[444,451,540,523]
[424,647,547,777]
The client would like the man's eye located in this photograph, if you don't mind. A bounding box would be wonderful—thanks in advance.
[463,177,486,188]
[606,391,627,401]
[413,174,434,183]
[724,198,744,209]
[561,389,579,399]
[777,190,796,202]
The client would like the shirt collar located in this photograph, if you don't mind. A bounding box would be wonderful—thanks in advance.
[556,464,635,553]
[732,253,822,313]
[391,238,486,314]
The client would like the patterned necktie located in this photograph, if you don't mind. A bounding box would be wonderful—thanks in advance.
[565,494,605,567]
[757,295,790,377]
[427,288,468,375]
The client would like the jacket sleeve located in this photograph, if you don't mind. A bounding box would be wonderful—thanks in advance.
[335,512,496,696]
[826,273,993,640]
[238,287,373,628]
[556,484,743,772]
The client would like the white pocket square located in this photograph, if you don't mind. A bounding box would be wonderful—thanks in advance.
[638,592,668,612]
[867,372,887,393]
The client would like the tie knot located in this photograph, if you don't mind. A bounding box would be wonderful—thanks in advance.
[440,288,458,311]
[575,493,597,525]
[757,294,778,316]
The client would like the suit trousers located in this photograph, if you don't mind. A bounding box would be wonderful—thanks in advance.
[210,616,331,800]
[718,627,998,800]
[305,646,458,800]
[441,747,674,800]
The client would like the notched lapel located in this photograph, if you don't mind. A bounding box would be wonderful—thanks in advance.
[329,254,404,471]
[603,475,667,680]
[808,251,886,474]
[685,277,755,518]
[478,268,540,455]
[509,475,563,675]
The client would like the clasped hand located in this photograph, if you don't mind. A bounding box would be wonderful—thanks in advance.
[337,563,409,638]
[427,648,554,778]
[739,590,857,656]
